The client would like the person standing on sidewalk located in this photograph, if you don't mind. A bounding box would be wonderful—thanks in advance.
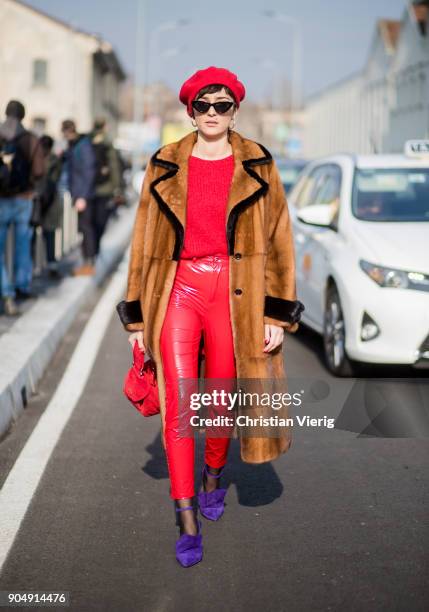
[60,119,97,276]
[0,100,45,316]
[34,135,64,280]
[89,117,122,257]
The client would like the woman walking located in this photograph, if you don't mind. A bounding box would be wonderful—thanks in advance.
[116,66,304,568]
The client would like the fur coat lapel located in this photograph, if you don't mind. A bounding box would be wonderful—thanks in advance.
[150,129,272,258]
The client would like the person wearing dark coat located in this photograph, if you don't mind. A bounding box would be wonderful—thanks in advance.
[60,119,97,275]
[34,135,63,279]
[0,99,45,315]
[89,117,122,256]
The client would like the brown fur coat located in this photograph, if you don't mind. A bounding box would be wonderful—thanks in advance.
[117,129,305,463]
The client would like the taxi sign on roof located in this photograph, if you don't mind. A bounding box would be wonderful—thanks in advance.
[404,140,429,157]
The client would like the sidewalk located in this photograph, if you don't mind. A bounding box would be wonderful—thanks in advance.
[0,203,137,441]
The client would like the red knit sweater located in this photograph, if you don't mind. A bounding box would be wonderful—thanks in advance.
[180,154,234,258]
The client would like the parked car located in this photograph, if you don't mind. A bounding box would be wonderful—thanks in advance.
[274,158,308,195]
[287,141,429,376]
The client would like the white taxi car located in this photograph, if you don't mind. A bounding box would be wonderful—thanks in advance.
[287,141,429,376]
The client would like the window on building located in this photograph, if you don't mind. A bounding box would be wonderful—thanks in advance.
[33,59,48,87]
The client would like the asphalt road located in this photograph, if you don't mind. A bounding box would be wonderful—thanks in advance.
[0,280,428,612]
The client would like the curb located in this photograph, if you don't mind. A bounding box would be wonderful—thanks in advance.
[0,203,136,441]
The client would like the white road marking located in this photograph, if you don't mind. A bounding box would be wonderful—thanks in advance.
[0,255,129,572]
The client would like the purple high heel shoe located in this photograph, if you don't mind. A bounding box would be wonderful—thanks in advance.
[197,464,227,521]
[175,505,203,568]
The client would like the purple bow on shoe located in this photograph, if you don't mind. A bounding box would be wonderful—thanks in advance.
[176,531,203,567]
[197,464,228,521]
[175,507,203,568]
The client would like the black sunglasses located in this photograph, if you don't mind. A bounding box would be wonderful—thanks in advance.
[191,100,235,114]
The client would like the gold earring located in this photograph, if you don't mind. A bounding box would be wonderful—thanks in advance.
[191,119,197,127]
[229,118,235,129]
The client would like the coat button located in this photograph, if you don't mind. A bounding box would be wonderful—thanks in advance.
[234,252,242,259]
[234,288,242,295]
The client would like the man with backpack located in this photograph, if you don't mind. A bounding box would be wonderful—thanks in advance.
[0,100,45,316]
[89,117,122,256]
[60,119,97,276]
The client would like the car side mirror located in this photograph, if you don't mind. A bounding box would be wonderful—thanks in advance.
[296,204,336,228]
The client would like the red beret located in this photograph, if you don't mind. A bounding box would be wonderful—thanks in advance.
[179,66,246,118]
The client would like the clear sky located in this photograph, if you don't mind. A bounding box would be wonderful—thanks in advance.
[24,0,408,102]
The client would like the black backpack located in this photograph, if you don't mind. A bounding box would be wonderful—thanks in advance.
[92,140,111,186]
[0,131,33,196]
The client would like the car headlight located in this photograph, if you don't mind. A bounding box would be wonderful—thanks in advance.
[359,260,429,291]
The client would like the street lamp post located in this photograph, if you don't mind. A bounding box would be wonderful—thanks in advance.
[133,0,146,175]
[262,10,302,114]
[149,19,190,84]
[133,9,190,175]
[252,56,282,109]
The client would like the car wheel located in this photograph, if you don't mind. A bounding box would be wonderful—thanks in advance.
[323,285,359,377]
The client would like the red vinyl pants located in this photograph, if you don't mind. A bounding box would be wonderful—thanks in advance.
[160,254,236,500]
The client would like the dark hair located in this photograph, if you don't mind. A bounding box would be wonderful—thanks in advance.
[40,134,54,152]
[193,84,236,115]
[6,100,25,120]
[61,119,76,132]
[93,116,106,131]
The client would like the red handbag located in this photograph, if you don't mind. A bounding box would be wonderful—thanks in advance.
[123,340,160,416]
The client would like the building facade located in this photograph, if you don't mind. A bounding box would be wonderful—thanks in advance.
[0,0,126,138]
[304,2,429,157]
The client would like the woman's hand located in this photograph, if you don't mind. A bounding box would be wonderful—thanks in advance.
[128,330,145,352]
[263,324,284,352]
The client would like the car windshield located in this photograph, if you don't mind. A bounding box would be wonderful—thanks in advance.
[352,168,429,222]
